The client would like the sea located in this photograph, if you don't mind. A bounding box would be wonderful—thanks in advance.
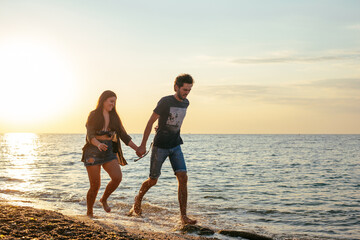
[0,133,359,240]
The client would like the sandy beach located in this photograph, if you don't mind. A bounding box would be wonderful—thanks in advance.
[0,201,276,240]
[0,202,218,240]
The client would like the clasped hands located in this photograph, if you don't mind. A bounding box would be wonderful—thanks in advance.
[136,145,146,158]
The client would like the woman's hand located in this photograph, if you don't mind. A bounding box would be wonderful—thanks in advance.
[97,143,108,151]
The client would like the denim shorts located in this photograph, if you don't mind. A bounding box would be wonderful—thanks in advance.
[149,145,187,179]
[83,140,117,166]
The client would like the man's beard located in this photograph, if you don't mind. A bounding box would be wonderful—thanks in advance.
[177,92,185,100]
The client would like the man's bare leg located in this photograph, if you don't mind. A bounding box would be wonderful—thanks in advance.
[176,171,197,225]
[129,177,157,215]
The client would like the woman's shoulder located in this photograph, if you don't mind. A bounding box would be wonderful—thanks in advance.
[86,110,98,124]
[88,110,97,118]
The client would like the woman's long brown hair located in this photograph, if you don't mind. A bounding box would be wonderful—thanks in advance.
[86,90,126,135]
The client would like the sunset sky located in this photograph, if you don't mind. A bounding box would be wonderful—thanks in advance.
[1,0,359,134]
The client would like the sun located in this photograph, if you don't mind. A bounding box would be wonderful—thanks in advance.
[0,38,77,129]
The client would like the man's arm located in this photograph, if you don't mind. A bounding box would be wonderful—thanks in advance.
[137,112,159,156]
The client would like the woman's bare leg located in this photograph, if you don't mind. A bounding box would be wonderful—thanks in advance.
[86,162,101,217]
[100,159,122,213]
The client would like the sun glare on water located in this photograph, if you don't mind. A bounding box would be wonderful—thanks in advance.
[2,133,40,188]
[0,38,77,127]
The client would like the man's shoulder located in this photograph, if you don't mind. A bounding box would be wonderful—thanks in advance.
[158,95,189,107]
[157,95,174,104]
[159,95,174,101]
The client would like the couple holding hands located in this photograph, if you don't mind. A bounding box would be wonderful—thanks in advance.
[81,74,196,225]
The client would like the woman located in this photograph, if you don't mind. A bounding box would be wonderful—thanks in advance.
[81,90,138,218]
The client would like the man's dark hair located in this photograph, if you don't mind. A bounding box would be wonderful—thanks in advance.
[174,74,194,89]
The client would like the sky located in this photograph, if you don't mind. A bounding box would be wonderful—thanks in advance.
[0,0,359,134]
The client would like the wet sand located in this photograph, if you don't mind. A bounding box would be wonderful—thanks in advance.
[0,203,216,240]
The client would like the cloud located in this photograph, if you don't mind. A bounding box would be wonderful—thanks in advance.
[346,24,360,30]
[198,78,360,112]
[198,84,270,98]
[200,78,360,97]
[300,78,360,90]
[232,53,360,64]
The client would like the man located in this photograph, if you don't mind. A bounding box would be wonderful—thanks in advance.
[130,73,197,225]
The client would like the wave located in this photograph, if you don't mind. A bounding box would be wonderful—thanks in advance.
[58,152,82,157]
[0,189,25,194]
[247,208,293,216]
[204,196,227,200]
[0,176,25,182]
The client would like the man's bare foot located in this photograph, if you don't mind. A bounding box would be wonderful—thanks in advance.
[100,198,111,213]
[128,196,142,216]
[181,215,197,225]
[128,205,142,216]
[87,212,94,218]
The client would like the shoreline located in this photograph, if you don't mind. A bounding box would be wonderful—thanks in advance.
[0,201,277,240]
[0,202,218,240]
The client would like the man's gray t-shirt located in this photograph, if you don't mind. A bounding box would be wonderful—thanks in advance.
[153,95,189,148]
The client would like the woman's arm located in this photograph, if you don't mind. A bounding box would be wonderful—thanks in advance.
[127,140,138,152]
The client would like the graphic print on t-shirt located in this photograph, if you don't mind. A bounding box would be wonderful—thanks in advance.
[166,107,187,132]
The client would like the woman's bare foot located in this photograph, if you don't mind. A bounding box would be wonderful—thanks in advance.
[181,215,197,225]
[100,198,111,213]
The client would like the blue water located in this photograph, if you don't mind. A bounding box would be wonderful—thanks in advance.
[0,134,359,240]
